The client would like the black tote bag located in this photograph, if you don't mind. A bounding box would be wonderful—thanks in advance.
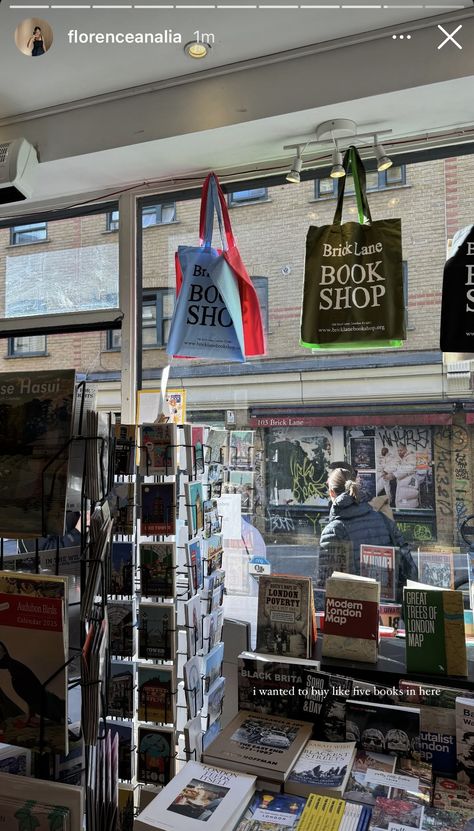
[440,225,474,352]
[301,147,406,350]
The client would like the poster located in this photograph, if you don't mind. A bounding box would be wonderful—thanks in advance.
[137,388,186,425]
[267,427,332,507]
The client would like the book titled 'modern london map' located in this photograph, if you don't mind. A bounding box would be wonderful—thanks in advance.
[0,369,76,537]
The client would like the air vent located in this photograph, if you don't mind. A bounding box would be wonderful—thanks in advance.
[0,144,10,165]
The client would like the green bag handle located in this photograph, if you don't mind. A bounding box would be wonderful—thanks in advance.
[333,145,372,226]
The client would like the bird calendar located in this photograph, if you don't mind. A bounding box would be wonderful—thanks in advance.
[0,570,68,754]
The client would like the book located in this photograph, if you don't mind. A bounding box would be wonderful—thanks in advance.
[185,537,204,594]
[345,700,420,758]
[403,581,467,676]
[134,760,256,831]
[185,482,204,538]
[343,749,396,805]
[137,726,175,786]
[140,543,175,598]
[138,665,174,724]
[0,570,68,754]
[140,423,178,476]
[256,575,313,659]
[433,777,474,813]
[202,710,313,783]
[183,655,204,719]
[111,541,134,595]
[234,790,306,831]
[422,805,474,830]
[285,739,356,798]
[390,757,432,806]
[141,484,176,536]
[114,423,136,476]
[138,602,175,661]
[417,551,455,590]
[0,369,76,537]
[108,600,134,658]
[369,797,423,831]
[323,572,380,664]
[360,545,396,602]
[108,660,134,719]
[0,770,83,831]
[379,604,402,630]
[456,696,474,784]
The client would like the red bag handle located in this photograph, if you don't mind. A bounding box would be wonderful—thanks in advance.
[199,172,235,249]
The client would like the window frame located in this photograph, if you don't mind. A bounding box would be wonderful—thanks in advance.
[314,165,407,199]
[141,202,177,227]
[106,287,175,351]
[228,187,268,206]
[7,334,48,357]
[10,221,48,246]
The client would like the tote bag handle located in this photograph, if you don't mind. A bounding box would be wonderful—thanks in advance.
[199,172,236,251]
[333,146,373,226]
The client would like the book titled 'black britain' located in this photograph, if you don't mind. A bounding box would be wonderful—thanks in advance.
[202,710,312,783]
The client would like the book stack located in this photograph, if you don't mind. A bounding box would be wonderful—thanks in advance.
[202,710,312,789]
[297,793,371,831]
[322,573,380,664]
[403,580,467,676]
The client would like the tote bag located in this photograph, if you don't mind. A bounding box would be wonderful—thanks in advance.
[301,147,406,350]
[440,224,474,352]
[167,173,265,361]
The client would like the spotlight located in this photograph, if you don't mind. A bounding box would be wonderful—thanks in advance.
[286,149,303,184]
[330,145,345,179]
[184,40,211,59]
[374,140,392,171]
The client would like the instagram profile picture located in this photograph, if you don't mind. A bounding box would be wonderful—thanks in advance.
[15,18,53,57]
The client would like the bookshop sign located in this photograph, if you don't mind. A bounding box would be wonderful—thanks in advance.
[250,414,452,428]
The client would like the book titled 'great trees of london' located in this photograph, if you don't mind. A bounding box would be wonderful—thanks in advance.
[0,369,76,537]
[403,580,467,676]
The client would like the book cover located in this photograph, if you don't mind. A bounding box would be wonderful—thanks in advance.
[108,601,134,658]
[0,571,68,754]
[183,655,204,719]
[141,484,176,537]
[134,761,256,831]
[202,710,313,782]
[0,772,83,831]
[137,727,175,786]
[203,643,224,693]
[323,573,380,663]
[111,541,134,596]
[185,594,203,657]
[138,665,174,724]
[0,369,76,537]
[256,575,312,659]
[360,545,396,602]
[114,423,136,477]
[185,482,204,538]
[140,543,175,598]
[140,423,178,476]
[185,537,204,594]
[285,740,356,798]
[235,790,306,831]
[345,700,420,758]
[417,552,454,590]
[404,582,467,676]
[138,602,175,661]
[422,805,474,830]
[456,696,474,784]
[108,660,134,719]
[433,778,474,813]
[390,757,432,806]
[343,750,396,805]
[369,797,423,831]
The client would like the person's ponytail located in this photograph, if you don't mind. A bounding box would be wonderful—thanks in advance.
[344,478,360,503]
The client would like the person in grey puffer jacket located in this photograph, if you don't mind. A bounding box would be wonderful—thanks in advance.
[319,467,418,601]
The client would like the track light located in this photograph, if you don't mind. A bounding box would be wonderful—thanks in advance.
[330,144,345,179]
[374,139,392,172]
[286,146,304,183]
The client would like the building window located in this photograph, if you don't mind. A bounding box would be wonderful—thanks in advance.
[252,276,269,333]
[142,203,176,227]
[8,335,47,356]
[314,165,406,198]
[229,188,268,206]
[106,289,175,350]
[106,210,120,232]
[10,222,47,245]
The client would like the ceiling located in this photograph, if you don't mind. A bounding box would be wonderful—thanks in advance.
[0,1,473,212]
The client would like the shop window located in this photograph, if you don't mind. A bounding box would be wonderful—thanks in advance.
[8,335,47,356]
[10,222,47,245]
[229,188,268,206]
[107,288,175,350]
[253,276,269,333]
[314,165,406,199]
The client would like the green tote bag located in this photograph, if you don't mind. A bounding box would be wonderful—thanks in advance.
[301,146,406,350]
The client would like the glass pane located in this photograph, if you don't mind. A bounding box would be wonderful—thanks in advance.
[161,205,176,224]
[365,172,379,191]
[110,329,122,349]
[142,207,158,228]
[143,327,158,346]
[318,178,335,195]
[162,318,171,344]
[1,209,119,319]
[162,292,175,317]
[142,303,157,323]
[231,188,266,202]
[386,165,404,184]
[13,335,46,353]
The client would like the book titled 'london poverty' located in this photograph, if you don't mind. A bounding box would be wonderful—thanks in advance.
[134,760,256,831]
[403,580,467,676]
[256,575,313,659]
[322,572,380,664]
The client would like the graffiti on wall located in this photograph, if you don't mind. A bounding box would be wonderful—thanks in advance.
[267,427,332,507]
